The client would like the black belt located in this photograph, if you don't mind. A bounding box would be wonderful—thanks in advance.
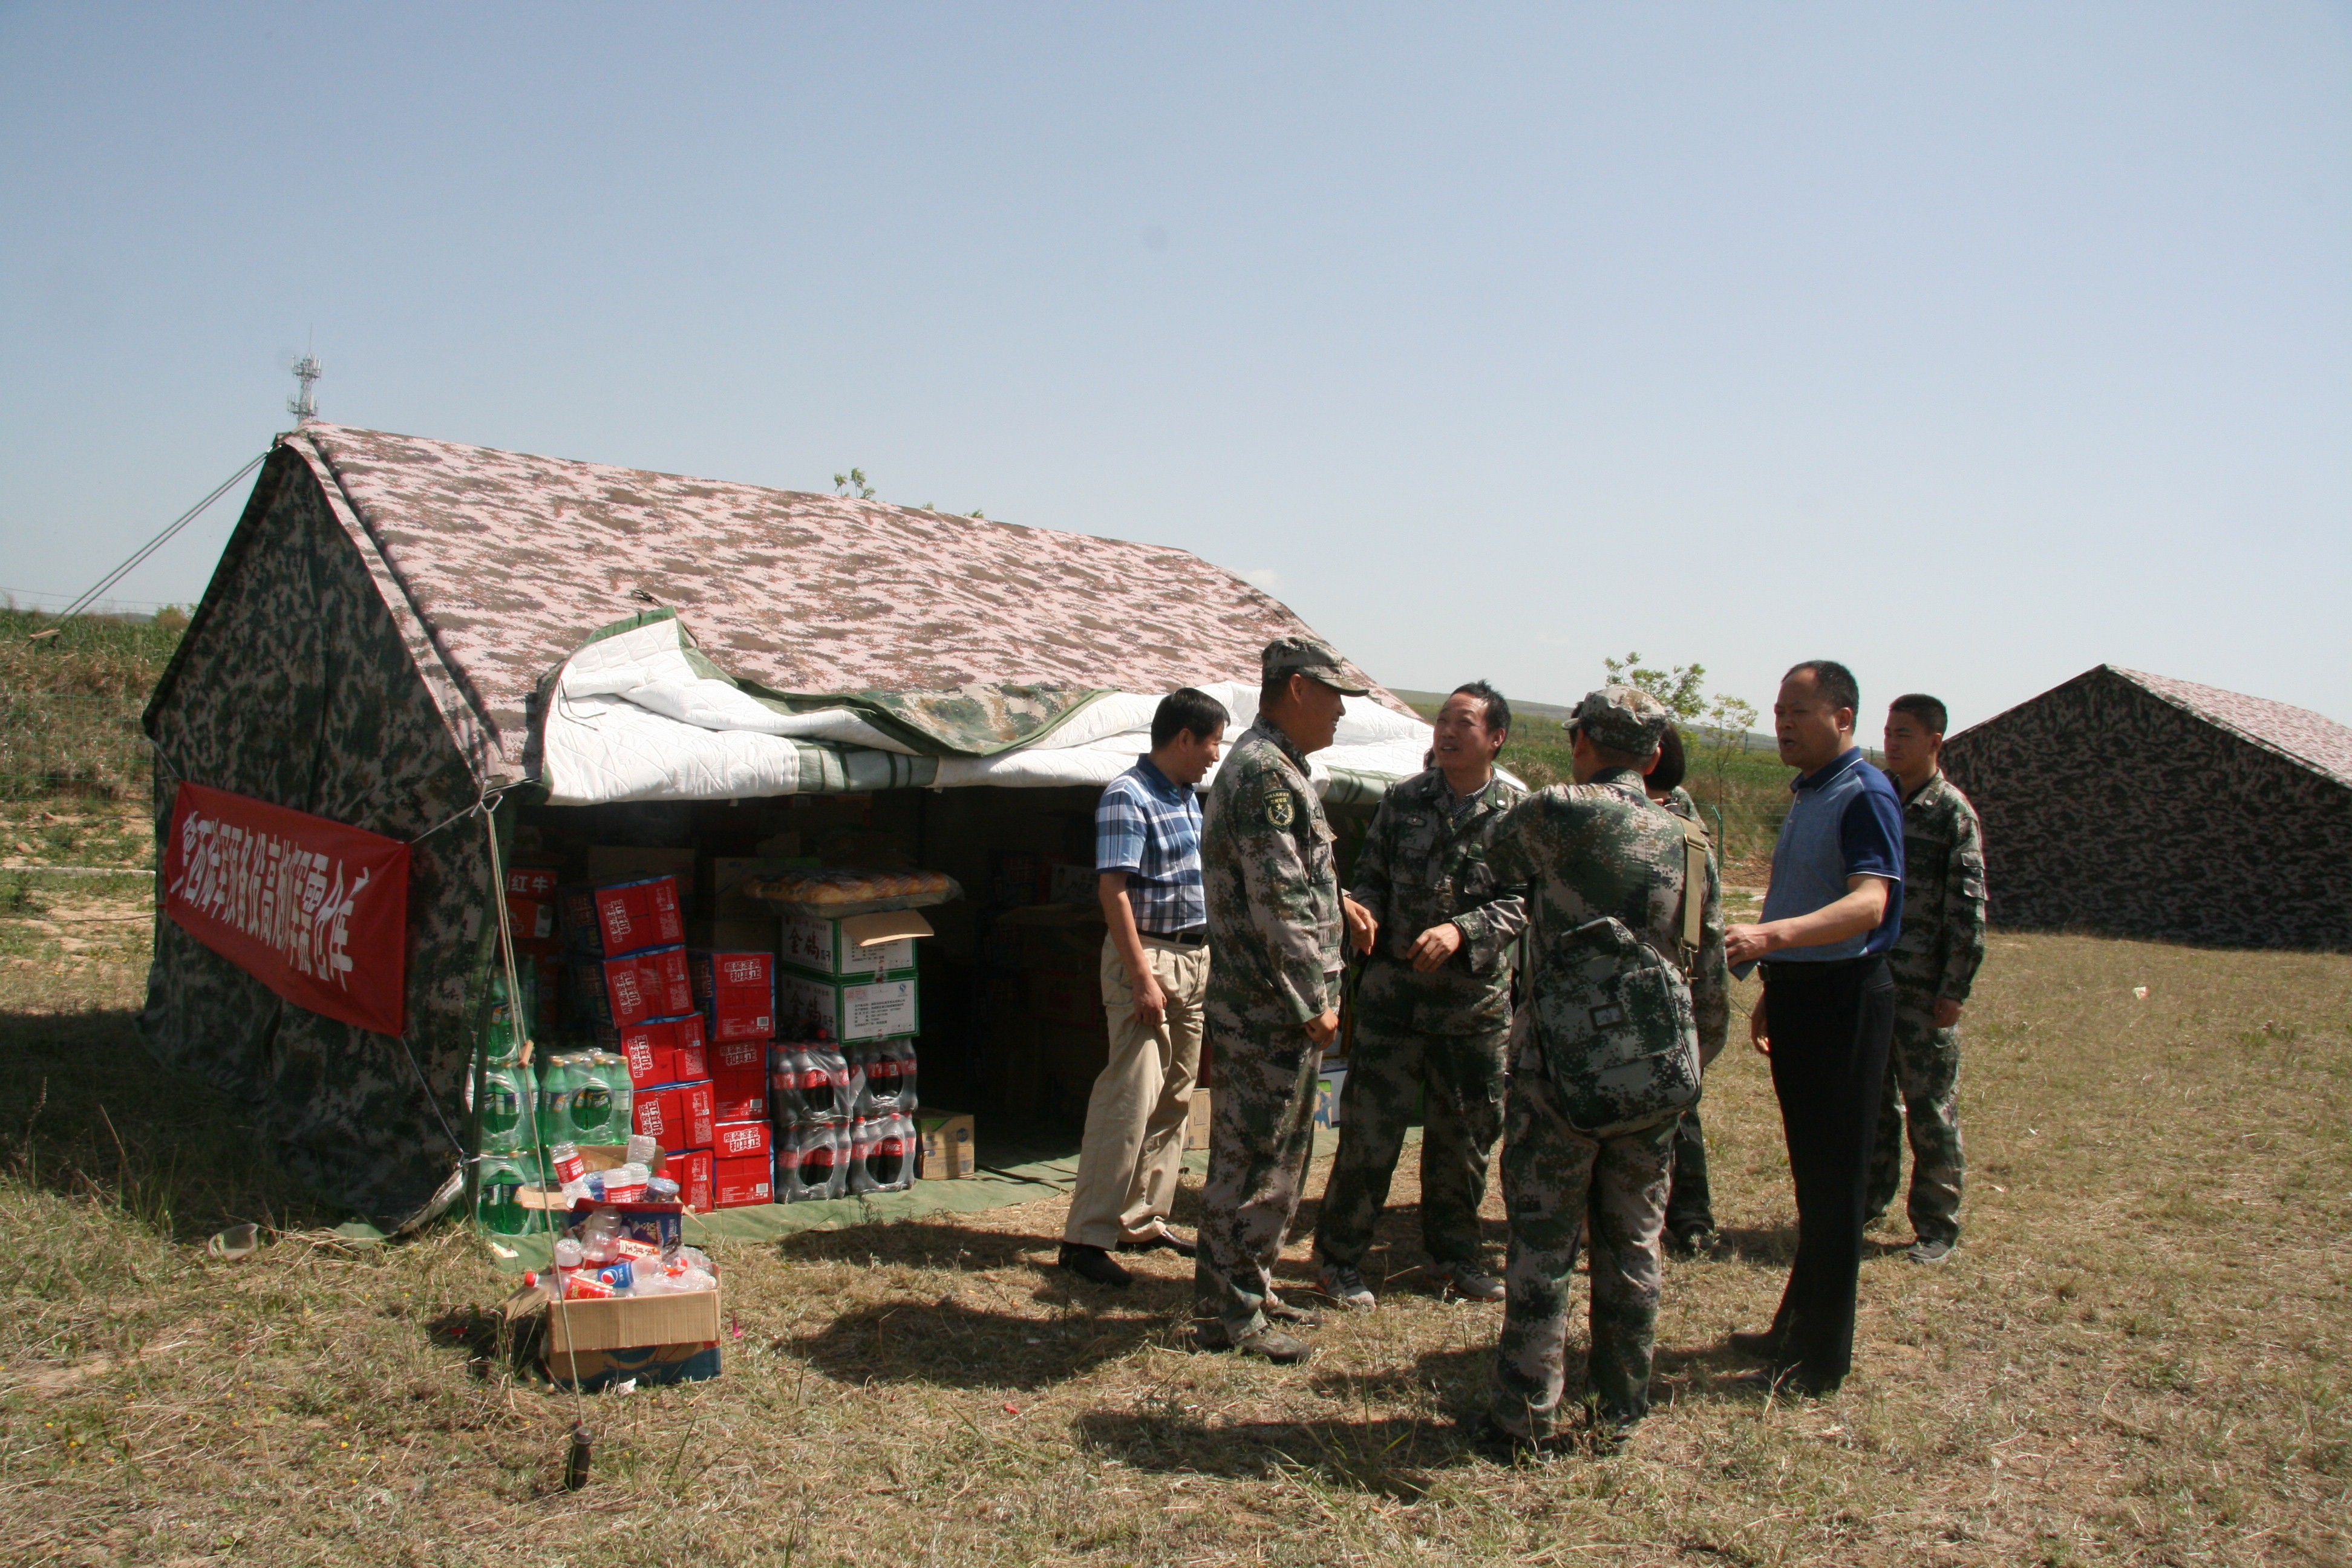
[1142,928,1208,946]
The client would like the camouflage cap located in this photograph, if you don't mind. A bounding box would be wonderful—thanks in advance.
[1261,635,1370,696]
[1564,685,1673,755]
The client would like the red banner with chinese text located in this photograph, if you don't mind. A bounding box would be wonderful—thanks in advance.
[163,782,411,1035]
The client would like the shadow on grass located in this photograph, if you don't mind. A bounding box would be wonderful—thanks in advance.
[1076,1408,1473,1498]
[791,1295,1174,1390]
[0,1006,332,1241]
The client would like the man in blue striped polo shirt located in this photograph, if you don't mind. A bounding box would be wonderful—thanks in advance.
[1725,659,1905,1395]
[1060,687,1231,1288]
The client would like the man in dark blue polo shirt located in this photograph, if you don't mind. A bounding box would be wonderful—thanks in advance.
[1725,659,1904,1394]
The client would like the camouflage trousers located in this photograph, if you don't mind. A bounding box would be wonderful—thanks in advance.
[1491,1060,1676,1439]
[1312,1012,1507,1273]
[1864,1004,1965,1247]
[1194,996,1325,1343]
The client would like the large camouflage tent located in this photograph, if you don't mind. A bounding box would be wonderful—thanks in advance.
[1942,664,2352,950]
[141,423,1430,1227]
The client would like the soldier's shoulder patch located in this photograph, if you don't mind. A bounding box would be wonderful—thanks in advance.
[1265,789,1295,829]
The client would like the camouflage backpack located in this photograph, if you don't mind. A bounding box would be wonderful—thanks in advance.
[1526,823,1708,1137]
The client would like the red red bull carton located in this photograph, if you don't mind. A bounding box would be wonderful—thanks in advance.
[712,1152,773,1208]
[713,1119,773,1161]
[560,874,685,959]
[690,949,777,1042]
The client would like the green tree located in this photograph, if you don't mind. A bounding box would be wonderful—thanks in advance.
[1602,650,1707,720]
[832,468,875,500]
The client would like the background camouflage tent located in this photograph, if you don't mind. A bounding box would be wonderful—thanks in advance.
[141,423,1424,1227]
[1942,665,2352,951]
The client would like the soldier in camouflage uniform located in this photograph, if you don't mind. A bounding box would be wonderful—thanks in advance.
[1313,682,1527,1308]
[1194,636,1379,1365]
[1867,694,1987,1264]
[1645,728,1725,1253]
[1472,687,1729,1449]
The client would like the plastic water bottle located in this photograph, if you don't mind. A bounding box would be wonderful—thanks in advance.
[626,1132,658,1168]
[477,1062,537,1153]
[483,970,531,1067]
[474,1153,540,1236]
[548,1140,590,1206]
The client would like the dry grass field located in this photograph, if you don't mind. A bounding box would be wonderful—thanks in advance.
[1,876,2346,1566]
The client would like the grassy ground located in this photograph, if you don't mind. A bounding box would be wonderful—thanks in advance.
[2,878,2345,1565]
[1,607,177,871]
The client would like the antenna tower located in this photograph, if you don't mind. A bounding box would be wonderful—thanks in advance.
[288,354,322,422]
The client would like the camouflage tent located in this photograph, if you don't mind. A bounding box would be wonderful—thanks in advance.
[141,423,1429,1226]
[1942,665,2352,950]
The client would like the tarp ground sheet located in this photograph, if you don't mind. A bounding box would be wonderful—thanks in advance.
[485,1146,1241,1275]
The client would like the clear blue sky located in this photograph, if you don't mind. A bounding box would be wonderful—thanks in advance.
[4,3,2347,731]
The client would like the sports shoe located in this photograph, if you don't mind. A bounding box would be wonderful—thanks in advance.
[1429,1259,1504,1302]
[1193,1323,1313,1364]
[1907,1238,1955,1265]
[1317,1262,1377,1310]
[1057,1243,1132,1288]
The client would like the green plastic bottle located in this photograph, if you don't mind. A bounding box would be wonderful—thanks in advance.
[474,1152,540,1236]
[477,1062,535,1153]
[539,1051,578,1146]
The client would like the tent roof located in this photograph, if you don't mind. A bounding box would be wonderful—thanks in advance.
[2108,666,2352,790]
[1959,664,2352,792]
[283,423,1396,783]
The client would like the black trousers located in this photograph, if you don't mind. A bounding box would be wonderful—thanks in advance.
[1762,955,1895,1389]
[1664,1104,1713,1233]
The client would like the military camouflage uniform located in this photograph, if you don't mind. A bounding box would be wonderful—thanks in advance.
[1195,716,1347,1342]
[1314,766,1527,1275]
[1866,769,1986,1247]
[1658,785,1720,1238]
[1479,710,1728,1439]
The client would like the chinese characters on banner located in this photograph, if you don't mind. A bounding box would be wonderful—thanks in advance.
[163,782,411,1035]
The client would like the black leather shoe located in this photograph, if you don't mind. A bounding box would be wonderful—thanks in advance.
[1117,1227,1197,1258]
[1728,1328,1783,1361]
[1058,1243,1132,1287]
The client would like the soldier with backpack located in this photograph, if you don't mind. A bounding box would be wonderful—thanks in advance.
[1471,686,1730,1452]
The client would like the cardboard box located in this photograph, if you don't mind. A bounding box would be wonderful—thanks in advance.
[709,1036,766,1079]
[777,972,919,1044]
[618,1013,706,1091]
[575,947,693,1031]
[713,1119,773,1161]
[916,1111,975,1179]
[674,1079,716,1149]
[1030,963,1103,1028]
[710,1065,766,1125]
[707,855,806,922]
[713,1152,774,1208]
[560,874,687,958]
[541,1287,722,1391]
[631,1086,679,1149]
[585,847,699,909]
[1186,1088,1212,1152]
[673,1148,714,1212]
[1048,861,1099,906]
[506,866,562,902]
[690,949,776,1041]
[777,908,926,980]
[687,916,779,951]
[673,1037,708,1081]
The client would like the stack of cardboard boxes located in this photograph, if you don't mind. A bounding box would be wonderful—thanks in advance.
[773,909,924,1198]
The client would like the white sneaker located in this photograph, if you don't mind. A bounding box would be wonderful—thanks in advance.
[1317,1261,1376,1310]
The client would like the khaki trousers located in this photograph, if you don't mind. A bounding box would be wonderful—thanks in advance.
[1063,932,1209,1249]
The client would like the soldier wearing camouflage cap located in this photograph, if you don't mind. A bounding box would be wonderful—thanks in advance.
[1469,684,1729,1451]
[1192,635,1377,1365]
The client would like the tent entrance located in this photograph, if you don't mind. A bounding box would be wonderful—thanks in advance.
[511,783,1126,1169]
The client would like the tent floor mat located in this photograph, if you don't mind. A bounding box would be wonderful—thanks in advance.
[485,1146,1210,1273]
